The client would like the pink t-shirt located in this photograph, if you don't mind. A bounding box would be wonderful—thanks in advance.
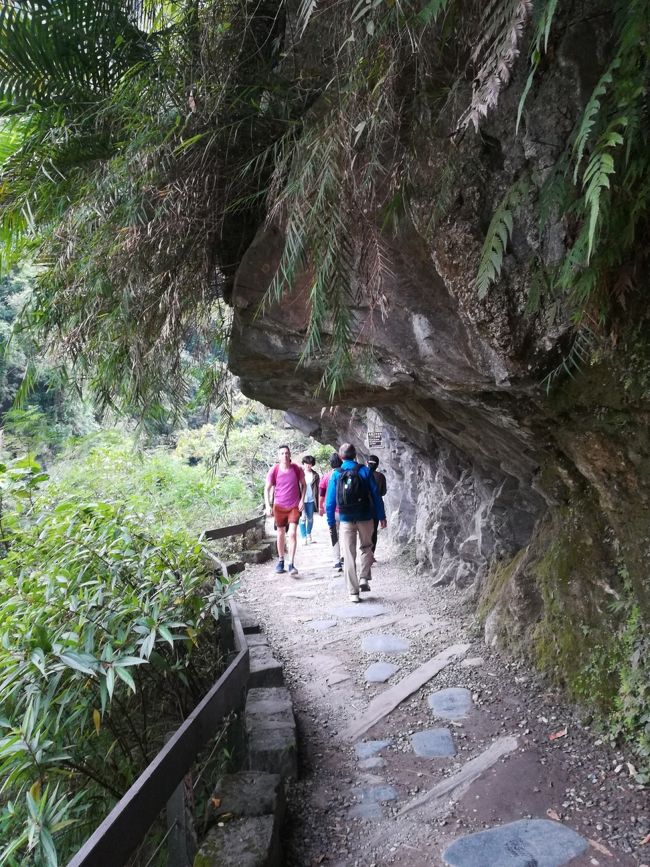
[267,463,304,508]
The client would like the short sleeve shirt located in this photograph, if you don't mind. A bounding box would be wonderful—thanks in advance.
[267,463,304,508]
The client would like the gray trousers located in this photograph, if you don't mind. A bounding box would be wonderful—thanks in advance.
[339,519,374,595]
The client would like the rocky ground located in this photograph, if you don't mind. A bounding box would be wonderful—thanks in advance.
[236,519,649,867]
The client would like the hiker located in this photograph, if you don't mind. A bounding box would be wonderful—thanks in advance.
[299,455,319,545]
[265,444,305,576]
[367,454,387,555]
[319,452,343,571]
[325,443,386,602]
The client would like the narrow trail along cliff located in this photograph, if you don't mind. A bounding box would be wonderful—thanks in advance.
[237,521,648,867]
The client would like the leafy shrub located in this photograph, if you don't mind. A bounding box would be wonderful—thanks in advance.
[0,457,232,865]
[49,431,260,534]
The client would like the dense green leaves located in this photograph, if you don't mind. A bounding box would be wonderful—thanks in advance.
[0,457,231,864]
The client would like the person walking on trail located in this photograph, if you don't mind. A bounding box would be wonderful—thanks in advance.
[299,455,319,545]
[325,443,386,603]
[319,452,343,572]
[265,445,305,576]
[367,454,387,555]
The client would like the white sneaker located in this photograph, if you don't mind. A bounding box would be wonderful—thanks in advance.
[307,534,314,544]
[348,593,361,603]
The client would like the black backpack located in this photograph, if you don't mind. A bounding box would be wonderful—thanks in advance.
[336,465,368,513]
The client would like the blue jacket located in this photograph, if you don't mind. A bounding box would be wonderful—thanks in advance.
[326,461,386,525]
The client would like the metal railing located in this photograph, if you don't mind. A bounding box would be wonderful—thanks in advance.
[66,604,249,867]
[202,510,266,541]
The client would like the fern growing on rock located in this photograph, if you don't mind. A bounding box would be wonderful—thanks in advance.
[476,178,529,299]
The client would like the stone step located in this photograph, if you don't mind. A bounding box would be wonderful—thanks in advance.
[237,607,261,634]
[248,646,284,688]
[246,632,269,648]
[241,543,273,565]
[193,816,277,867]
[245,687,297,779]
[205,770,285,826]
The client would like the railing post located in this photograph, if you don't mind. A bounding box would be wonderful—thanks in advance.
[166,771,195,867]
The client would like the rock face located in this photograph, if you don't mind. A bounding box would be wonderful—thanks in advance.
[227,1,649,732]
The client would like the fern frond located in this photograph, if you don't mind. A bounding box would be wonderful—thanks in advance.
[582,121,626,261]
[476,178,528,299]
[572,63,618,182]
[516,0,559,132]
[297,0,318,37]
[418,0,452,25]
[543,327,598,392]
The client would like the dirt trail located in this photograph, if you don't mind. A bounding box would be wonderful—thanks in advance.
[237,518,649,867]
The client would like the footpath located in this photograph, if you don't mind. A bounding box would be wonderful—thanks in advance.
[237,518,649,867]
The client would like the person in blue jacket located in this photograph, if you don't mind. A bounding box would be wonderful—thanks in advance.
[326,442,387,602]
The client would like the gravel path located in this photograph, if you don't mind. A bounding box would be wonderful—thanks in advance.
[237,518,649,867]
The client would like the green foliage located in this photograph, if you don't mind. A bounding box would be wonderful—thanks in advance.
[488,0,650,328]
[0,0,647,410]
[475,178,528,298]
[516,0,559,132]
[532,510,649,775]
[49,429,260,535]
[0,456,231,864]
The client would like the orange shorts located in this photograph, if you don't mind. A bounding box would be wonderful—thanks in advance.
[273,504,301,528]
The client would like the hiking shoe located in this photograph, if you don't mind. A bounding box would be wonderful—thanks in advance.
[275,559,285,573]
[359,580,370,592]
[287,563,299,577]
[333,560,343,571]
[348,593,361,603]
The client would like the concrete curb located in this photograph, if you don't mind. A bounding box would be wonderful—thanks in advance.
[193,606,296,867]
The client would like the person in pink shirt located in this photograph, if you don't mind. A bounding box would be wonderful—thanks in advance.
[264,445,305,576]
[319,452,343,572]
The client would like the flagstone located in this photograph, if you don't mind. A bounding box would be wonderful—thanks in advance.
[361,634,410,654]
[428,687,473,719]
[442,819,588,867]
[410,728,456,757]
[364,662,399,683]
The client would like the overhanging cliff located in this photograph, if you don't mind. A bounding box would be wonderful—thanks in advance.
[227,0,650,762]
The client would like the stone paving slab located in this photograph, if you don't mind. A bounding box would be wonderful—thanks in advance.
[330,602,389,618]
[361,634,411,654]
[345,644,470,741]
[410,728,456,757]
[442,818,588,867]
[428,687,473,719]
[348,802,383,821]
[355,739,392,759]
[307,619,338,631]
[364,662,399,683]
[460,656,485,668]
[358,757,386,770]
[359,784,398,803]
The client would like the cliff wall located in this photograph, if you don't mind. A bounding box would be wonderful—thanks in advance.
[227,0,649,761]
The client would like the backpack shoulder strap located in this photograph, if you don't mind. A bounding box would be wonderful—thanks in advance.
[269,464,279,485]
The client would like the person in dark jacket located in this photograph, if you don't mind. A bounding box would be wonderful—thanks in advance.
[367,454,387,555]
[325,443,386,602]
[319,453,343,570]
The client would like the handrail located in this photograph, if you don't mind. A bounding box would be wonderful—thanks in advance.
[66,602,249,867]
[202,510,266,541]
